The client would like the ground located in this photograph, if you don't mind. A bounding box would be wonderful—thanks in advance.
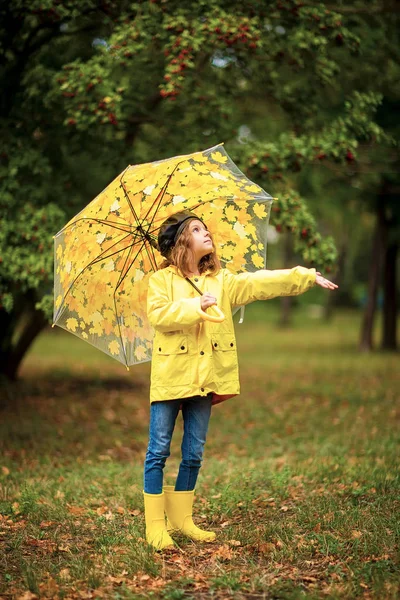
[0,304,399,599]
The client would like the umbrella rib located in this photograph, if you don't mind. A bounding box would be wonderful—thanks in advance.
[57,217,133,236]
[113,236,149,294]
[119,161,182,230]
[140,162,183,225]
[88,233,147,267]
[142,239,158,272]
[134,162,185,271]
[119,174,141,230]
[112,235,150,368]
[112,241,138,369]
[54,230,132,322]
[117,161,185,275]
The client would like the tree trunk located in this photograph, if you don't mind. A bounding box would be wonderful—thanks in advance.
[359,197,387,352]
[0,299,48,381]
[381,241,398,350]
[280,231,293,326]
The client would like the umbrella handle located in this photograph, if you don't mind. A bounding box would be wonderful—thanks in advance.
[197,305,225,323]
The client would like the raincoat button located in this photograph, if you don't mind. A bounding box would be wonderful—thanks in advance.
[214,343,218,347]
[200,351,204,355]
[181,346,185,350]
[201,387,204,392]
[230,343,234,347]
[194,278,199,282]
[158,347,161,351]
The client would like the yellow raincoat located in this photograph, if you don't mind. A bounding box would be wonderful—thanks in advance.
[146,265,316,405]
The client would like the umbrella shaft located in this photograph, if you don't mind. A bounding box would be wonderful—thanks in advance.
[185,277,203,296]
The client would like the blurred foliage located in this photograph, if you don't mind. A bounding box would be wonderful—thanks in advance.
[0,0,398,376]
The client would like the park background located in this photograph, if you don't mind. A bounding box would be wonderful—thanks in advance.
[0,1,399,599]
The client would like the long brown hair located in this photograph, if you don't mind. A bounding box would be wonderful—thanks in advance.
[159,221,221,277]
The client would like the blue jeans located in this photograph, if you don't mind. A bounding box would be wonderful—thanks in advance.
[143,394,212,494]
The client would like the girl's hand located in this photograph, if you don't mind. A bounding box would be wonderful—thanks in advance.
[315,271,338,290]
[201,292,217,310]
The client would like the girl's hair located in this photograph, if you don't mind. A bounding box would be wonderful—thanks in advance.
[158,222,221,277]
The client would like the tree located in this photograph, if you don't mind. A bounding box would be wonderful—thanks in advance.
[0,0,392,381]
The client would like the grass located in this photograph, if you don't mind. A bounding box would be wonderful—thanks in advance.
[0,303,399,599]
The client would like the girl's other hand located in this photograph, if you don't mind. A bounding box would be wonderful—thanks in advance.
[315,271,338,290]
[201,292,217,310]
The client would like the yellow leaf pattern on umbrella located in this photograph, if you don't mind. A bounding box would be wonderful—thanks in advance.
[53,143,272,367]
[211,151,228,164]
[66,318,78,332]
[252,253,265,268]
[109,340,120,356]
[253,203,267,219]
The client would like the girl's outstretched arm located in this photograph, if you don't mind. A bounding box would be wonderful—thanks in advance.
[315,271,338,290]
[224,265,318,307]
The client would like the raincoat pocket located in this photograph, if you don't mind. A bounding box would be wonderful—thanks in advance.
[152,334,191,386]
[211,333,238,382]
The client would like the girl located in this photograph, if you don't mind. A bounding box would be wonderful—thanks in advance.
[144,210,338,550]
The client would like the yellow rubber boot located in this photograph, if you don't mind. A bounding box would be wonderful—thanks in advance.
[163,485,216,542]
[143,491,175,551]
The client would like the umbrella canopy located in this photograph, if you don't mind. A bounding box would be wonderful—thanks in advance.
[53,143,273,368]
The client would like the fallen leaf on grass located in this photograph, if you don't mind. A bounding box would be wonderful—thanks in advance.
[40,520,58,528]
[213,544,233,560]
[2,466,10,475]
[96,505,109,515]
[98,454,112,461]
[12,502,21,514]
[16,592,38,600]
[257,542,275,553]
[59,568,71,580]
[228,539,241,546]
[351,530,362,539]
[37,498,53,507]
[107,571,128,585]
[220,521,230,528]
[67,503,86,516]
[112,545,129,555]
[38,576,59,597]
[25,537,41,547]
[129,509,141,516]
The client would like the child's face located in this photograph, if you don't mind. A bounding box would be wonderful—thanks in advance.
[187,219,213,260]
